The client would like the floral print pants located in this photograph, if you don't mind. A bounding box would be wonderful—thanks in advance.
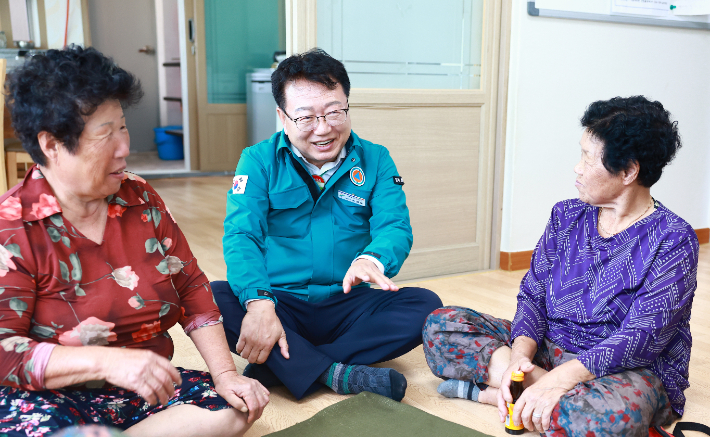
[423,307,678,437]
[0,368,231,436]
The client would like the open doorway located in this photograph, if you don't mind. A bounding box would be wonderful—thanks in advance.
[88,0,190,176]
[88,0,286,176]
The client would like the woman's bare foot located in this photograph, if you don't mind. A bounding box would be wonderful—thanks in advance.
[477,385,500,405]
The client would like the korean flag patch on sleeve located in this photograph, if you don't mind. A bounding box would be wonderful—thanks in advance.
[232,175,249,194]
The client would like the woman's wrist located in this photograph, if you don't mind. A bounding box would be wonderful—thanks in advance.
[510,336,537,362]
[44,346,110,388]
[509,351,533,364]
[92,347,117,381]
[545,359,594,390]
[212,368,238,381]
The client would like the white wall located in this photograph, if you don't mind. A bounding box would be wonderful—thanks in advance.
[500,0,710,252]
[44,0,85,48]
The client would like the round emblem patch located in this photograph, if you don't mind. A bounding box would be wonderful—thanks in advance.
[350,167,365,186]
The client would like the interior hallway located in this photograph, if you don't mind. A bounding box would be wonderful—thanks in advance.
[152,175,709,436]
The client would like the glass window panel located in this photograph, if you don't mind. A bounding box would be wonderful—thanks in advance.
[204,0,285,104]
[317,0,484,90]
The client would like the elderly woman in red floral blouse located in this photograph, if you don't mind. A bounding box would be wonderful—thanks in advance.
[0,46,268,437]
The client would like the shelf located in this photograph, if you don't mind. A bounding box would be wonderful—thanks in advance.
[163,62,180,67]
[163,96,182,102]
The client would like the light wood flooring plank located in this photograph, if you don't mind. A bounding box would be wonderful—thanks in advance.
[153,176,709,436]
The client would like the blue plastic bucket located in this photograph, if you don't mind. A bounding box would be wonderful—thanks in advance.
[153,125,184,160]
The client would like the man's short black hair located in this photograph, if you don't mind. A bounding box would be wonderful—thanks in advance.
[6,45,143,166]
[271,48,350,111]
[580,96,681,187]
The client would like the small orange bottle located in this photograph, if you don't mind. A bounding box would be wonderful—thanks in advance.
[505,371,525,435]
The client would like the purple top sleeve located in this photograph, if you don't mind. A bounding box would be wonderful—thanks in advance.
[511,199,698,415]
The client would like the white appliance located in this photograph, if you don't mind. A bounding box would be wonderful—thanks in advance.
[246,68,279,146]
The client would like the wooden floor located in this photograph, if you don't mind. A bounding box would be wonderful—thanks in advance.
[126,151,186,174]
[152,176,710,436]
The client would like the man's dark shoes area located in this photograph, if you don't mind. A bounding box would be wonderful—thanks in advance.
[243,363,283,388]
[318,363,408,402]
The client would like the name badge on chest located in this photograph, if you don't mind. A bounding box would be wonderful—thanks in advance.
[338,190,366,207]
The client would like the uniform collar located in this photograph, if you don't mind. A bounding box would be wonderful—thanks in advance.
[276,130,358,159]
[16,165,146,222]
[290,144,347,175]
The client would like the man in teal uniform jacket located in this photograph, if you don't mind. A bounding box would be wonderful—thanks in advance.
[212,49,442,401]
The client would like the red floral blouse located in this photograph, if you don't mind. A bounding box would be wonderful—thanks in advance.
[0,167,221,391]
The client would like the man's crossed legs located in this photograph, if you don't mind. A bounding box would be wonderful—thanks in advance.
[212,282,442,400]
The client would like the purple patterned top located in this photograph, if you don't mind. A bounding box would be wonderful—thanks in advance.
[512,198,699,415]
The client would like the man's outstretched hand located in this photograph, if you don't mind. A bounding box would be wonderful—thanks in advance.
[342,258,399,293]
[237,300,289,364]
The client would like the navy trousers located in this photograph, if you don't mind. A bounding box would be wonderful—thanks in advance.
[211,281,442,400]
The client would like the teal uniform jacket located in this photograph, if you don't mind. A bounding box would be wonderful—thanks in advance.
[223,130,412,309]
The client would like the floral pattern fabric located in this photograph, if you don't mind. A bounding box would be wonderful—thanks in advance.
[0,368,231,436]
[423,307,678,437]
[0,167,221,391]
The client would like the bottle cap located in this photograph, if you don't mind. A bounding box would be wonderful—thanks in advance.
[511,371,524,381]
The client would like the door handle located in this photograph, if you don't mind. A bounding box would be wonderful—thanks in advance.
[138,45,155,54]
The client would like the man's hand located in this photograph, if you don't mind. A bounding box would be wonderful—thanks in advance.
[342,258,399,293]
[237,300,289,364]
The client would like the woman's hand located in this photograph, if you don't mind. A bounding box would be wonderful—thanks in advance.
[189,323,270,423]
[512,359,594,433]
[496,357,537,422]
[511,369,570,432]
[213,370,269,423]
[514,373,567,432]
[101,348,182,406]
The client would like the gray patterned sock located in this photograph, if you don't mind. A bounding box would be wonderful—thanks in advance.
[318,362,407,402]
[437,379,483,401]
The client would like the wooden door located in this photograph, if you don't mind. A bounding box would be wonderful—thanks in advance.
[288,0,507,280]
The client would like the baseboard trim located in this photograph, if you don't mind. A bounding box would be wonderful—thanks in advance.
[499,250,534,271]
[501,227,710,271]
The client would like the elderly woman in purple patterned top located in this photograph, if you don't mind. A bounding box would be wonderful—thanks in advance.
[422,96,698,436]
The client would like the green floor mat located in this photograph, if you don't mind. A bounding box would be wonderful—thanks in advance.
[265,392,493,437]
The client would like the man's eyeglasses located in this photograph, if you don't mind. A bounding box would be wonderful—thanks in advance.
[284,107,349,132]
